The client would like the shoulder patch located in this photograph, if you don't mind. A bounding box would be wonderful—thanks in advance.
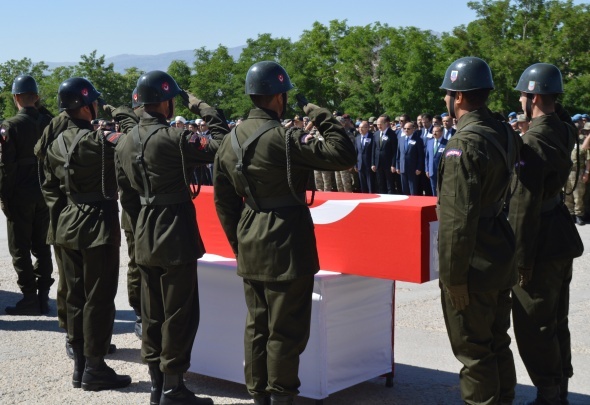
[104,131,123,145]
[445,148,463,158]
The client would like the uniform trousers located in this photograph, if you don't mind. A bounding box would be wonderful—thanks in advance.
[441,287,516,405]
[5,199,53,293]
[565,170,586,217]
[512,258,573,388]
[139,261,200,373]
[125,229,141,312]
[61,244,119,357]
[334,170,354,192]
[243,275,314,398]
[54,245,67,330]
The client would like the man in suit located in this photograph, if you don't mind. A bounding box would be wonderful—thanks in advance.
[355,121,376,193]
[417,113,434,196]
[442,114,456,140]
[425,124,447,196]
[371,115,398,194]
[396,121,424,195]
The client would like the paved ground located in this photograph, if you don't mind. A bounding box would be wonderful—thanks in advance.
[0,214,589,405]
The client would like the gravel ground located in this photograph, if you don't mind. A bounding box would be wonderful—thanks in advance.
[0,215,589,405]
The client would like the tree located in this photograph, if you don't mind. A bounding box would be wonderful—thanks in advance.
[192,46,241,118]
[168,60,192,119]
[0,58,48,118]
[379,27,447,118]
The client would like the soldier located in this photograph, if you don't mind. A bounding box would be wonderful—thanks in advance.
[1,75,53,316]
[510,63,584,405]
[213,61,357,405]
[42,77,137,391]
[437,57,522,405]
[115,70,228,405]
[121,87,142,340]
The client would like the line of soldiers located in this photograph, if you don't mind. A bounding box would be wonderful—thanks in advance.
[0,60,355,405]
[438,57,582,405]
[2,56,580,405]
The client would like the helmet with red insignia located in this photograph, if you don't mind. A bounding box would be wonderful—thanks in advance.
[136,70,182,104]
[515,63,563,95]
[58,77,101,109]
[245,61,294,95]
[131,87,141,108]
[440,57,494,92]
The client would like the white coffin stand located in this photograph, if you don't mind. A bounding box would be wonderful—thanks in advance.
[189,255,395,402]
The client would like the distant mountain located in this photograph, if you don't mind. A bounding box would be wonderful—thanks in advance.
[43,46,246,73]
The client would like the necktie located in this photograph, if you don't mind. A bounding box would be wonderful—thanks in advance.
[434,139,438,153]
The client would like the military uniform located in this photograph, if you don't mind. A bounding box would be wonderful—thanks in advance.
[509,113,583,392]
[115,104,227,375]
[213,106,356,399]
[438,107,522,404]
[1,106,53,314]
[35,111,70,328]
[42,108,137,358]
[564,132,589,219]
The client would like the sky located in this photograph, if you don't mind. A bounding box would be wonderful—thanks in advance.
[0,0,582,64]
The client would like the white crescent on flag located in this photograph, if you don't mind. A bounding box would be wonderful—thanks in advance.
[310,194,409,224]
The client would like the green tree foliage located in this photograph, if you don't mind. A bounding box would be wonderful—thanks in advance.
[0,58,48,118]
[168,60,192,119]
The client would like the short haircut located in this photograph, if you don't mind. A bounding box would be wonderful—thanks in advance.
[16,93,38,105]
[421,113,433,121]
[379,114,391,122]
[250,94,275,108]
[461,89,491,107]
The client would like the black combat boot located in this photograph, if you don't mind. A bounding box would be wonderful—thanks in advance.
[5,292,41,315]
[253,395,270,405]
[72,347,86,388]
[270,394,294,405]
[149,363,163,405]
[525,385,561,405]
[560,378,569,405]
[160,373,213,405]
[81,356,131,391]
[38,289,50,314]
[134,307,143,340]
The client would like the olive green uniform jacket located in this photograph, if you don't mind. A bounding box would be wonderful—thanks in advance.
[508,113,583,268]
[42,109,138,249]
[0,107,51,203]
[213,107,357,282]
[437,108,523,292]
[115,106,228,267]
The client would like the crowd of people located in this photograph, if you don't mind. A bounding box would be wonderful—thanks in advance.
[0,56,584,405]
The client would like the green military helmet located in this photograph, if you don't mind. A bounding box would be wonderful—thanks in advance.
[245,61,294,95]
[12,74,39,94]
[58,77,101,109]
[136,70,182,104]
[440,57,494,92]
[514,63,563,94]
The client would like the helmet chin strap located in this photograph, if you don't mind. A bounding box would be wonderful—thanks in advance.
[90,103,97,121]
[525,93,534,120]
[449,91,457,119]
[167,99,174,119]
[280,93,287,119]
